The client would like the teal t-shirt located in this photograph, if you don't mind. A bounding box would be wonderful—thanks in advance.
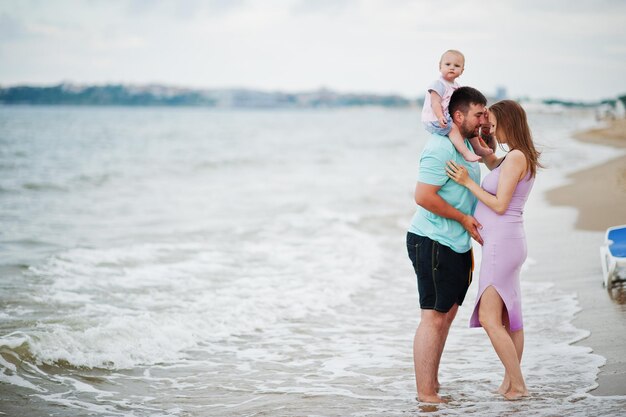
[408,133,481,253]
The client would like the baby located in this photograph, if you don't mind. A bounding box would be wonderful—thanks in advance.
[421,50,492,162]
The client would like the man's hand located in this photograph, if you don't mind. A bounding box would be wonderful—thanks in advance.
[415,182,483,244]
[460,214,483,245]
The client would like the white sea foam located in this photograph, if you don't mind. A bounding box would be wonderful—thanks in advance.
[15,209,382,371]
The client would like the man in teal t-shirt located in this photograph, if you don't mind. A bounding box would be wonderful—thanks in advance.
[406,86,497,403]
[408,133,481,253]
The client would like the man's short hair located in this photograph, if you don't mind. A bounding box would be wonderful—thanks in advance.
[448,86,487,117]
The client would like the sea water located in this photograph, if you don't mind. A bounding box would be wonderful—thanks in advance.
[0,105,624,416]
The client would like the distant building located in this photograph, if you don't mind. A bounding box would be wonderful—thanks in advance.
[495,86,507,101]
[615,97,626,118]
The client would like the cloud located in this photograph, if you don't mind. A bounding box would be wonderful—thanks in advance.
[0,0,624,100]
[124,0,248,19]
[291,0,356,15]
[0,13,29,40]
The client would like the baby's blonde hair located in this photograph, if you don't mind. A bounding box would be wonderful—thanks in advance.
[439,49,465,66]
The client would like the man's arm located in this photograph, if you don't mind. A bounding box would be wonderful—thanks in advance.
[414,182,484,245]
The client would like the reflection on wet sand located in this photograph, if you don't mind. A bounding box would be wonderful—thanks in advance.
[608,283,626,306]
[416,403,440,413]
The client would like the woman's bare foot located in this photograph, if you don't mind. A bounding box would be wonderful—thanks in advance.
[496,379,510,395]
[503,389,529,401]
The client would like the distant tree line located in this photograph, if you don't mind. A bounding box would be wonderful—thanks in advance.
[0,84,412,108]
[0,84,217,106]
[1,83,619,109]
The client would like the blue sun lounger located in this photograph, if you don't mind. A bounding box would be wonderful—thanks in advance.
[600,225,626,288]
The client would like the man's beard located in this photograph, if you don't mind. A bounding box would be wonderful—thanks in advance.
[459,120,477,138]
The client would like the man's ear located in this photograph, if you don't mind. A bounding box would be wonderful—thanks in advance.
[451,110,463,124]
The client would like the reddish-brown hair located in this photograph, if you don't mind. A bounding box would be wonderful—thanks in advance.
[489,100,542,178]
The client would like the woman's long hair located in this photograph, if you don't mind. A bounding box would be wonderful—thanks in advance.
[489,100,542,178]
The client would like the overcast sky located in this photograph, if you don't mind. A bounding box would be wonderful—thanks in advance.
[1,0,625,101]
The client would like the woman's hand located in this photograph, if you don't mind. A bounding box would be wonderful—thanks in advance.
[446,160,470,186]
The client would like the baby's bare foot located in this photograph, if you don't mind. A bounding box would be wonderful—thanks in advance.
[462,151,482,162]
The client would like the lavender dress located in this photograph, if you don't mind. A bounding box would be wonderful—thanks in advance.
[469,162,535,332]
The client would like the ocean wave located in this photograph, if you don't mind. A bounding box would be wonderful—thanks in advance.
[11,215,381,370]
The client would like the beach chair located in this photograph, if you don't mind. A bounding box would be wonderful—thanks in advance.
[600,225,626,289]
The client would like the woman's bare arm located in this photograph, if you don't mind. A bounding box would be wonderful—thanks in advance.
[446,150,527,214]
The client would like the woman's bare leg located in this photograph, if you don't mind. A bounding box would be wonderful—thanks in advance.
[497,308,511,394]
[507,329,527,398]
[478,286,528,400]
[497,308,525,394]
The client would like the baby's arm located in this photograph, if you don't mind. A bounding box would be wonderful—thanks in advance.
[429,91,448,128]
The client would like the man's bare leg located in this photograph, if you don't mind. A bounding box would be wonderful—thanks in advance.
[432,304,458,392]
[413,306,457,403]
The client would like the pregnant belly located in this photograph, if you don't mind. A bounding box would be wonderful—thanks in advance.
[475,202,526,239]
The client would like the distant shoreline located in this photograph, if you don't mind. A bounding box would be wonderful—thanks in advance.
[1,83,619,109]
[545,118,626,232]
[0,84,413,108]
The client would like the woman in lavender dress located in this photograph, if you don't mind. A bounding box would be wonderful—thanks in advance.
[446,100,542,400]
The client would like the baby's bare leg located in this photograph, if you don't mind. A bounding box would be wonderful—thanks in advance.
[449,124,481,162]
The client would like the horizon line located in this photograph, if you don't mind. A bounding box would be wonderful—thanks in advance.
[0,81,622,104]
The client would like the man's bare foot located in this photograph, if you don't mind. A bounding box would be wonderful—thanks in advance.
[417,382,441,392]
[417,393,449,404]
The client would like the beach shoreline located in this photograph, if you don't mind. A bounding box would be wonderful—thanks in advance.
[544,117,626,396]
[546,118,626,232]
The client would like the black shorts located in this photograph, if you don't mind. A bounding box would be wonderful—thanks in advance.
[406,232,473,313]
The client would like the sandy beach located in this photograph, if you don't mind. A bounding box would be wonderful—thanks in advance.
[547,118,626,231]
[545,117,626,396]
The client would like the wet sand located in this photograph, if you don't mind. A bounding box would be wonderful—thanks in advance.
[544,117,626,396]
[546,118,626,231]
